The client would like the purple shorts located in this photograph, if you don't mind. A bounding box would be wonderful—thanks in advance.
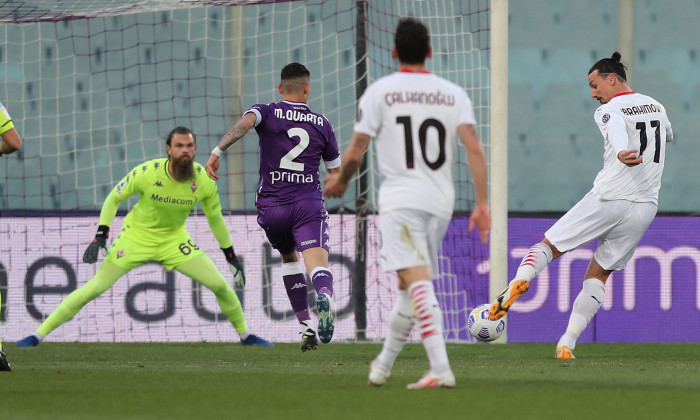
[257,200,330,255]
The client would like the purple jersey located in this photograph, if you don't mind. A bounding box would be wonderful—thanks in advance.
[247,100,340,208]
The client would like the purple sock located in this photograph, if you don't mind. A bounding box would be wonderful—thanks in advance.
[283,273,310,322]
[311,268,334,297]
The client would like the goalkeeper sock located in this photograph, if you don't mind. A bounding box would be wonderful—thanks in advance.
[375,290,413,372]
[282,262,311,323]
[310,267,333,297]
[514,242,553,282]
[409,280,451,376]
[557,278,605,349]
[239,331,250,341]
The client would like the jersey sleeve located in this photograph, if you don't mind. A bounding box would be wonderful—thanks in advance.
[354,83,382,137]
[98,163,144,226]
[247,103,270,128]
[595,106,628,153]
[457,88,477,126]
[321,117,341,169]
[0,102,15,135]
[200,177,232,249]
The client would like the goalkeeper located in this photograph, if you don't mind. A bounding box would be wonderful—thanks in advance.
[1,100,22,372]
[16,127,272,347]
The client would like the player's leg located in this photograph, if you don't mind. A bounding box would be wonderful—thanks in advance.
[294,202,334,344]
[556,201,656,358]
[173,252,272,347]
[258,205,316,350]
[0,289,10,371]
[490,190,605,321]
[16,261,127,347]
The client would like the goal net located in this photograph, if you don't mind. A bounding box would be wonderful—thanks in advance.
[0,0,491,343]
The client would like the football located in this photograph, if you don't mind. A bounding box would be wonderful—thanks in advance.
[468,304,506,342]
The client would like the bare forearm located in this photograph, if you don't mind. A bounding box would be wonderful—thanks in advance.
[0,129,22,154]
[338,133,370,183]
[217,113,256,151]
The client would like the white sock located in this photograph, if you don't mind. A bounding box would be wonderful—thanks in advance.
[408,280,451,376]
[239,331,250,340]
[375,291,413,371]
[514,242,553,282]
[557,278,605,349]
[300,319,316,333]
[35,331,45,342]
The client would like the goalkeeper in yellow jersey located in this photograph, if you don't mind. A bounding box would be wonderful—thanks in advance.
[16,127,272,348]
[1,101,22,371]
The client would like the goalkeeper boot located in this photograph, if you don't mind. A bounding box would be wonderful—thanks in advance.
[240,334,274,347]
[406,371,456,389]
[367,359,391,387]
[555,346,575,359]
[488,279,529,321]
[15,335,40,347]
[0,350,11,372]
[316,293,334,344]
[300,328,318,352]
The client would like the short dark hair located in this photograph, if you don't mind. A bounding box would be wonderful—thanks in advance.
[280,62,310,93]
[394,18,430,64]
[166,126,196,146]
[589,51,627,82]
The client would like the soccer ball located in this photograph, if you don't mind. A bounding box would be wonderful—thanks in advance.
[468,304,506,342]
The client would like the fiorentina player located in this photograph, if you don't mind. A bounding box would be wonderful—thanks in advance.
[487,52,673,359]
[206,63,340,352]
[323,18,491,389]
[16,127,272,348]
[0,100,22,371]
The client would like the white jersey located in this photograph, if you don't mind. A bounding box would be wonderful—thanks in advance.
[592,92,673,204]
[354,71,476,219]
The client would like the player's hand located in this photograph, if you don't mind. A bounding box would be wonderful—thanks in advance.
[205,154,220,181]
[618,149,643,167]
[468,203,491,244]
[322,172,348,198]
[83,225,110,263]
[222,247,245,287]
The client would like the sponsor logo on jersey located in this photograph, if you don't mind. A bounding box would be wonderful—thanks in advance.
[150,194,195,206]
[300,239,317,246]
[116,181,127,196]
[154,181,163,187]
[269,170,314,185]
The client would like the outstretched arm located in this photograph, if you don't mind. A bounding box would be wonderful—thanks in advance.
[322,132,371,198]
[206,112,257,181]
[458,124,491,244]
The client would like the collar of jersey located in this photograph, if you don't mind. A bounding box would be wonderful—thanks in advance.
[399,69,431,74]
[612,91,635,99]
[282,100,309,108]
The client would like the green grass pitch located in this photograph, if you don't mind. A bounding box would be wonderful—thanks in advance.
[2,342,699,419]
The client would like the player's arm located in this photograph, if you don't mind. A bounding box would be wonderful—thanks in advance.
[83,170,140,263]
[322,132,370,198]
[0,128,22,155]
[206,112,257,181]
[458,123,491,244]
[201,187,246,287]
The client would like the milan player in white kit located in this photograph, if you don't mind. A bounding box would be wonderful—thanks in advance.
[324,18,491,389]
[488,52,673,359]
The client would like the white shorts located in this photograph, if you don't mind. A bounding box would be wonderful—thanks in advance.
[378,209,450,278]
[545,190,657,271]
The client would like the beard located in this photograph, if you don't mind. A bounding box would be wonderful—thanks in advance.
[170,156,195,182]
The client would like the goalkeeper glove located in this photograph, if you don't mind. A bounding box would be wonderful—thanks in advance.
[222,246,245,287]
[83,225,110,264]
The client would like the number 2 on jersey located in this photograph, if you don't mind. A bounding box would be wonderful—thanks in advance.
[636,120,661,163]
[279,127,309,171]
[396,116,446,170]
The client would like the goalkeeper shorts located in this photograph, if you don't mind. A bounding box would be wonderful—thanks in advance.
[104,226,205,271]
